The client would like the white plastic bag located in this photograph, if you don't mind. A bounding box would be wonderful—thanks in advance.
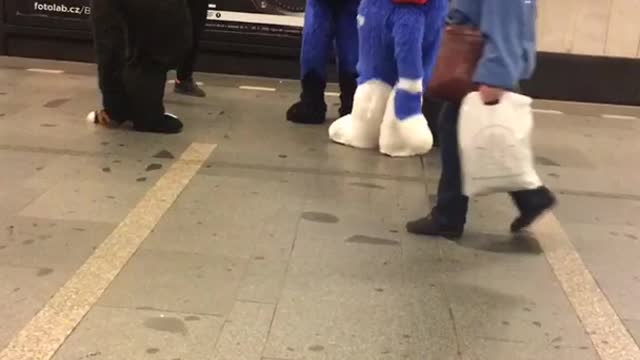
[458,91,542,197]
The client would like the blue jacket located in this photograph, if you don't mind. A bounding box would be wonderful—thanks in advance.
[448,0,537,90]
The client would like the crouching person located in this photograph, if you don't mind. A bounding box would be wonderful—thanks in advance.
[89,0,191,134]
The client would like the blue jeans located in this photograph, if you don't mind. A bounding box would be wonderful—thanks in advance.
[435,102,469,224]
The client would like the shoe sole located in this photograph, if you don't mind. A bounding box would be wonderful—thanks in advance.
[174,88,206,98]
[511,198,558,233]
[406,225,463,240]
[287,118,326,125]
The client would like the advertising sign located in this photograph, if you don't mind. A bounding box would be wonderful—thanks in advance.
[207,0,305,38]
[9,0,306,38]
[5,0,305,54]
[15,0,91,20]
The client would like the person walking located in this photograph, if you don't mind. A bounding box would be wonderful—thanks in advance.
[89,0,191,134]
[174,0,208,97]
[407,0,556,239]
[286,0,360,124]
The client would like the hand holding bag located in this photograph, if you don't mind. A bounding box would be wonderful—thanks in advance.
[427,25,484,103]
[458,91,543,197]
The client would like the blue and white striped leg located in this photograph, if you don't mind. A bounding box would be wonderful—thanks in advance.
[379,78,434,157]
[379,10,433,157]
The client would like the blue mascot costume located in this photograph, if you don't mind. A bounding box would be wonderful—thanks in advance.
[287,0,360,125]
[329,0,448,157]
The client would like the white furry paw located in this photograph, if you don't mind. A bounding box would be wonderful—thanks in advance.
[379,114,434,157]
[328,80,392,150]
[329,114,379,149]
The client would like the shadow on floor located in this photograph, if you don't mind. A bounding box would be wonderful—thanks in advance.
[457,232,543,255]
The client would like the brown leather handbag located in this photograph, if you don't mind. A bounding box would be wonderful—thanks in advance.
[426,25,485,102]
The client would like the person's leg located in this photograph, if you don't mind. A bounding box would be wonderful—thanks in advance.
[89,0,130,125]
[334,0,359,117]
[418,0,447,147]
[507,83,556,232]
[510,187,557,233]
[122,0,191,133]
[328,0,394,149]
[287,0,336,124]
[175,0,208,97]
[406,102,468,239]
[423,97,442,147]
[377,2,447,157]
[435,102,469,221]
[124,61,176,132]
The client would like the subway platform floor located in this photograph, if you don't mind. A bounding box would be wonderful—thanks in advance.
[1,56,640,360]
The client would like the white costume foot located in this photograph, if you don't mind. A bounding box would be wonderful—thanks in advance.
[329,80,392,149]
[379,91,434,157]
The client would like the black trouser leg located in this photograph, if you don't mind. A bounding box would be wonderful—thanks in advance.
[90,0,130,122]
[177,0,208,81]
[435,102,469,225]
[124,61,168,131]
[121,0,191,129]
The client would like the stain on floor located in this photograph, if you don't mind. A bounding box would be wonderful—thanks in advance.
[43,98,70,108]
[144,317,187,335]
[308,345,325,352]
[153,150,175,159]
[37,268,54,277]
[346,235,400,247]
[146,163,163,172]
[301,212,340,224]
[349,182,386,190]
[536,156,560,167]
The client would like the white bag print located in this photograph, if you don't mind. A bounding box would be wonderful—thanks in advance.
[458,91,542,197]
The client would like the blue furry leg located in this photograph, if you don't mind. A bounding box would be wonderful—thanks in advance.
[288,0,337,124]
[300,0,337,80]
[334,0,360,116]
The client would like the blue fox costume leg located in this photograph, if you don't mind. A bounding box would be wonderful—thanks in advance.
[329,0,448,157]
[287,0,360,124]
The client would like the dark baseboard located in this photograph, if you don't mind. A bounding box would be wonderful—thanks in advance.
[2,31,640,106]
[196,51,302,80]
[6,35,94,63]
[0,0,6,54]
[522,52,640,106]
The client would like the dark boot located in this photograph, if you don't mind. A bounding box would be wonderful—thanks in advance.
[287,72,327,124]
[338,72,358,117]
[406,209,465,240]
[133,113,184,134]
[175,79,207,97]
[510,186,557,233]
